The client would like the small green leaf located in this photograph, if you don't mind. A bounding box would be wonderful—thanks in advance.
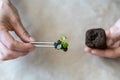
[60,36,67,41]
[57,44,62,49]
[62,42,69,48]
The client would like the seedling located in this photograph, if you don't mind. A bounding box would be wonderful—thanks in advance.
[54,36,69,52]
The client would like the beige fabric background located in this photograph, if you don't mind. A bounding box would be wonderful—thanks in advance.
[0,0,120,80]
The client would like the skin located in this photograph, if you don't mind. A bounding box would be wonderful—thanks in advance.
[85,19,120,58]
[2,0,120,60]
[0,0,35,60]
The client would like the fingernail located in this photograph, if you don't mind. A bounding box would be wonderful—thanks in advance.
[29,37,35,42]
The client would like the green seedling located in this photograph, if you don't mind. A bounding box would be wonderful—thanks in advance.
[60,36,67,41]
[62,42,69,48]
[54,35,69,52]
[57,44,62,49]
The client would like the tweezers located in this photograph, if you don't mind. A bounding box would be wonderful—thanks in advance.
[30,42,55,48]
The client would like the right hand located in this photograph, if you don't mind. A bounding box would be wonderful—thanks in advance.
[0,0,35,60]
[85,19,120,58]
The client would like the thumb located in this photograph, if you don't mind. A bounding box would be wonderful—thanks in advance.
[108,26,120,44]
[14,21,35,42]
[106,19,120,47]
[110,19,120,42]
[105,30,114,47]
[106,24,120,47]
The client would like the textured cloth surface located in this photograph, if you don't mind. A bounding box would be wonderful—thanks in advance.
[0,0,120,80]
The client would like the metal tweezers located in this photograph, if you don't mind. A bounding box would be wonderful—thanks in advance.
[30,42,55,48]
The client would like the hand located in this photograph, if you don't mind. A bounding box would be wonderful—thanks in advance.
[85,19,120,58]
[0,0,35,60]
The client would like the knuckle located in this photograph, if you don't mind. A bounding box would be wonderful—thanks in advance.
[7,41,15,50]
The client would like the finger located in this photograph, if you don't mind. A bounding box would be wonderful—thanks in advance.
[90,48,120,58]
[14,23,35,42]
[115,19,120,28]
[0,53,18,61]
[7,1,35,42]
[110,26,120,40]
[0,42,15,60]
[0,42,29,60]
[105,30,113,47]
[1,51,29,61]
[0,30,35,52]
[109,26,120,43]
[84,46,92,53]
[0,53,19,61]
[0,50,29,61]
[111,40,120,48]
[105,30,110,39]
[10,14,35,42]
